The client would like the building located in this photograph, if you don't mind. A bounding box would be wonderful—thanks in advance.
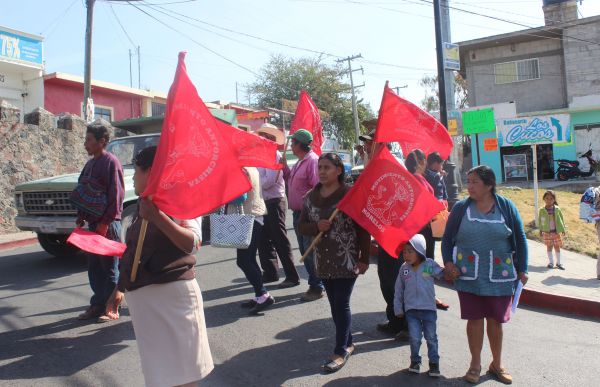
[44,72,167,122]
[0,25,44,121]
[457,0,600,182]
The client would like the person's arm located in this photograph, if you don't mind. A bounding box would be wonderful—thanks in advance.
[355,223,371,273]
[508,199,529,284]
[138,198,195,253]
[432,260,445,280]
[441,202,462,280]
[100,158,125,228]
[298,200,319,236]
[393,268,405,316]
[260,167,279,191]
[307,157,320,187]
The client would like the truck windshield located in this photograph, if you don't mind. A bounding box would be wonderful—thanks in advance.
[107,135,160,168]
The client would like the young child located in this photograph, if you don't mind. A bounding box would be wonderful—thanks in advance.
[538,190,566,270]
[394,234,444,377]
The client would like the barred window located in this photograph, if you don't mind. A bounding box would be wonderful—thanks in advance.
[494,58,540,84]
[151,102,166,116]
[94,107,112,122]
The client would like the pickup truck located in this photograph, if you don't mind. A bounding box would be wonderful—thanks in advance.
[14,133,160,257]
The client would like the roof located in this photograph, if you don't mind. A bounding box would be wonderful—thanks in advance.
[112,108,239,134]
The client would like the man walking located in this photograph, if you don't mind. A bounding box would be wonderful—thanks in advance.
[73,124,124,323]
[283,129,323,301]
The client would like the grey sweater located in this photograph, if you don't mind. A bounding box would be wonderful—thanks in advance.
[394,258,444,314]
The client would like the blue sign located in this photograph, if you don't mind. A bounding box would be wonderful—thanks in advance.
[497,114,571,147]
[0,27,43,66]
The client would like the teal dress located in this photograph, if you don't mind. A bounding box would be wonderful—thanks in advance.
[452,202,517,297]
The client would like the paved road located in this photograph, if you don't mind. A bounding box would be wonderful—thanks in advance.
[1,240,598,386]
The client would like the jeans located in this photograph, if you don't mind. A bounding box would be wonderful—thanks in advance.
[377,247,407,332]
[258,198,299,282]
[406,309,439,364]
[236,221,267,298]
[292,210,323,290]
[323,277,356,356]
[88,221,121,307]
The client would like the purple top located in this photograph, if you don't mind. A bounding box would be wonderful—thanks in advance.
[283,150,319,211]
[78,151,125,224]
[259,151,286,201]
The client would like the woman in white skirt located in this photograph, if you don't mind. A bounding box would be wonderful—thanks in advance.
[106,146,213,387]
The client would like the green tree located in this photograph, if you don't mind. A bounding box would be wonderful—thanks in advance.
[248,55,374,149]
[419,73,469,112]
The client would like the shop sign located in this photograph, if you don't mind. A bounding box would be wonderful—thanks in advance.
[0,27,43,66]
[497,114,571,147]
[444,42,460,71]
[483,138,498,151]
[448,118,458,136]
[462,108,495,134]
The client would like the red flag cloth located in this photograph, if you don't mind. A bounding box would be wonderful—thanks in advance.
[216,120,282,170]
[374,84,453,159]
[67,228,126,257]
[337,146,444,257]
[289,90,324,156]
[142,52,251,218]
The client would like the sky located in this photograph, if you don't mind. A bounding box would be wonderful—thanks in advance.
[3,0,600,112]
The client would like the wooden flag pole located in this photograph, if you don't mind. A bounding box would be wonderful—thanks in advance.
[300,208,340,263]
[130,218,148,282]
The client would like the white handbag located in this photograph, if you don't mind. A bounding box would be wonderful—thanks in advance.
[210,204,255,249]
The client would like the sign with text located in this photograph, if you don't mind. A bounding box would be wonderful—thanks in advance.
[483,138,498,151]
[497,114,571,147]
[444,42,460,70]
[462,108,495,134]
[448,118,458,136]
[0,27,43,67]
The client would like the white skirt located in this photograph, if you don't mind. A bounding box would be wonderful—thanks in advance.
[125,279,214,387]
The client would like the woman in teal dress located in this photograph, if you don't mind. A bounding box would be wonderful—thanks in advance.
[442,166,528,385]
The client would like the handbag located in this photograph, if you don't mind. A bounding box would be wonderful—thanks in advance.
[70,163,107,219]
[210,204,255,249]
[431,209,449,238]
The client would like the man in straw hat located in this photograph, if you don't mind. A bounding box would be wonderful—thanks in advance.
[256,123,300,288]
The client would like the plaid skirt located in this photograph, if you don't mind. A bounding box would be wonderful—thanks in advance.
[542,231,563,248]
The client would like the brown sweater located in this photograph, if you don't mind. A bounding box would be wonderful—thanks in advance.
[299,184,371,279]
[118,210,196,292]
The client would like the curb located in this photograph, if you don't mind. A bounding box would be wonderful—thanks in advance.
[0,237,38,252]
[521,288,600,320]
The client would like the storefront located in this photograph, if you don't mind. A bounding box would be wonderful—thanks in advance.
[0,25,44,120]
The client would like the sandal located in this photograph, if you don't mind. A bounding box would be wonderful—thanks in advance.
[488,363,513,384]
[463,365,481,384]
[322,354,348,373]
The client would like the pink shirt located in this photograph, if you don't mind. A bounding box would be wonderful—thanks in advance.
[283,150,319,211]
[414,173,434,195]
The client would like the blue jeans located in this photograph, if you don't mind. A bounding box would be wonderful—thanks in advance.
[323,278,356,356]
[88,221,121,307]
[406,309,439,364]
[292,210,323,290]
[236,221,267,298]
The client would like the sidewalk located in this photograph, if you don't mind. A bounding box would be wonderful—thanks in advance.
[0,231,37,251]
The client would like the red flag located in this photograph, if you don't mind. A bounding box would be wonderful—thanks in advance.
[67,228,126,257]
[142,52,251,218]
[289,90,324,155]
[216,120,282,170]
[337,146,444,257]
[374,84,453,159]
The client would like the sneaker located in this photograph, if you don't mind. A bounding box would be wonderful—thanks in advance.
[428,362,441,377]
[249,295,275,315]
[408,361,421,374]
[240,299,257,308]
[547,263,554,269]
[376,321,395,333]
[301,288,324,302]
[556,264,565,270]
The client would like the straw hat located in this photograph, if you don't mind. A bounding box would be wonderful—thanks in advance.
[256,123,285,145]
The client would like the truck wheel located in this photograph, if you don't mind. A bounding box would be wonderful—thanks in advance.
[37,233,80,257]
[121,203,138,242]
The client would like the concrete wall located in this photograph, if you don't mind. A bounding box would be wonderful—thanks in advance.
[563,21,600,104]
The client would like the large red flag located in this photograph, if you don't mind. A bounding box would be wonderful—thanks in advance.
[142,52,251,219]
[337,146,444,257]
[216,120,282,170]
[67,228,127,257]
[374,84,453,159]
[289,90,324,155]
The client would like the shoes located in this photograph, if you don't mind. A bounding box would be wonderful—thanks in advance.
[435,300,450,310]
[547,263,554,269]
[463,365,481,384]
[408,361,421,374]
[345,344,355,357]
[240,299,257,308]
[556,264,565,270]
[322,352,349,373]
[428,362,441,377]
[261,274,279,284]
[394,330,410,342]
[277,279,300,289]
[488,363,513,384]
[301,288,324,302]
[77,305,104,321]
[376,321,401,334]
[249,295,275,315]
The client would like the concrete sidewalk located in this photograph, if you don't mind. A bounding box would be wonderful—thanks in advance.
[0,231,37,251]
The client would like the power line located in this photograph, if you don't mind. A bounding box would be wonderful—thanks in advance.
[40,0,79,37]
[109,3,137,48]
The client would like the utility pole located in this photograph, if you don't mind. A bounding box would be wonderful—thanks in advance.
[433,0,460,208]
[235,82,239,104]
[336,54,364,147]
[392,84,408,95]
[137,46,141,89]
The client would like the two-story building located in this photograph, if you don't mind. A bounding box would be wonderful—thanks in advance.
[458,0,600,182]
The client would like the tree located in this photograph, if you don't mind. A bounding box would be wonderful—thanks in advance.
[248,55,374,149]
[419,73,469,112]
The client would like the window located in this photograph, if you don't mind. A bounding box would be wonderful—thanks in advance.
[94,107,112,121]
[494,58,540,84]
[151,102,166,116]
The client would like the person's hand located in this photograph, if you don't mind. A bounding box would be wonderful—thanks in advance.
[105,288,123,320]
[281,156,288,169]
[440,170,448,177]
[96,223,108,237]
[518,272,529,286]
[317,219,331,233]
[139,197,160,223]
[444,262,460,281]
[355,262,369,275]
[76,217,85,228]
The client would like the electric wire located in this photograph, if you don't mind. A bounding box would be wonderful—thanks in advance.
[109,3,138,48]
[40,0,79,37]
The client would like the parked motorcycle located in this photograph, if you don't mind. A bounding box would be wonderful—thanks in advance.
[555,148,598,181]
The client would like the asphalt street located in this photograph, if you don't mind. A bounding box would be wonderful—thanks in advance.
[1,233,598,386]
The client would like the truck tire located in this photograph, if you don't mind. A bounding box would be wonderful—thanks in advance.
[37,233,80,258]
[120,203,138,242]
